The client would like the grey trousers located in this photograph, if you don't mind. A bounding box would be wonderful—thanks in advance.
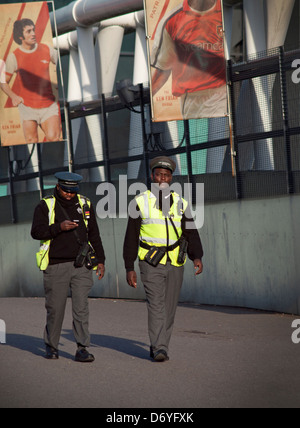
[139,261,184,354]
[43,262,93,350]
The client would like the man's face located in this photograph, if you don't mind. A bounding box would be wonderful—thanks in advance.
[56,185,77,201]
[188,0,216,12]
[21,25,36,49]
[151,168,173,186]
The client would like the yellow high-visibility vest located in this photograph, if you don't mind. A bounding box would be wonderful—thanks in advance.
[136,190,188,267]
[36,194,91,271]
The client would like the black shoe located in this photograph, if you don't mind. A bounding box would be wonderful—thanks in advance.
[75,347,95,363]
[153,349,169,362]
[45,345,59,360]
[150,346,154,359]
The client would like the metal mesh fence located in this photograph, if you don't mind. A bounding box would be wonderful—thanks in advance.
[0,45,300,222]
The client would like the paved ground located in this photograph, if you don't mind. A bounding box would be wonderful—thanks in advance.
[0,297,300,409]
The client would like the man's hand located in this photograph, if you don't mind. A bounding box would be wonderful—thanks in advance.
[60,220,79,231]
[96,264,105,280]
[0,83,24,106]
[11,94,24,107]
[126,271,137,288]
[194,259,203,275]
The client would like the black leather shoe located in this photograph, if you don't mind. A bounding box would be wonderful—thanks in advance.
[153,349,169,362]
[45,345,59,360]
[150,346,154,359]
[75,347,95,363]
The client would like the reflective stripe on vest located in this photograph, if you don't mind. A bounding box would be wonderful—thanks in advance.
[136,190,188,267]
[36,194,91,271]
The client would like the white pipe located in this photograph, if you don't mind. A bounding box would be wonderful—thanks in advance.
[128,13,149,179]
[95,26,125,96]
[74,0,143,27]
[244,0,274,170]
[206,4,232,173]
[67,48,83,104]
[53,11,146,182]
[53,12,141,53]
[266,0,295,49]
[99,11,139,30]
[76,26,105,181]
[243,0,294,171]
[51,0,143,35]
[132,14,147,85]
[65,48,83,167]
[127,11,182,178]
[244,0,266,57]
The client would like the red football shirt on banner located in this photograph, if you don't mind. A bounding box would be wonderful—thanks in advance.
[151,0,226,96]
[6,43,56,109]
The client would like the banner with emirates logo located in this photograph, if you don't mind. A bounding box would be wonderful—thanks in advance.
[144,0,228,122]
[0,2,62,146]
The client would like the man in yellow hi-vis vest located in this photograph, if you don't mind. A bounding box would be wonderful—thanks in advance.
[31,172,105,362]
[123,157,203,362]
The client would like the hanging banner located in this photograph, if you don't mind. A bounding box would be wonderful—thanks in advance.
[0,1,62,146]
[145,0,228,122]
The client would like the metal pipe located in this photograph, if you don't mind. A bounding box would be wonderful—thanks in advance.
[95,25,125,96]
[53,12,143,54]
[7,148,17,224]
[51,0,143,35]
[76,26,105,181]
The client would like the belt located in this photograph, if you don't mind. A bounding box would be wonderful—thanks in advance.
[139,239,181,252]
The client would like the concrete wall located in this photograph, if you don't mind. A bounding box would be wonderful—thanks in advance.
[0,192,299,314]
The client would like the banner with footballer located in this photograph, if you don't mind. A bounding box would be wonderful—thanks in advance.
[144,0,228,122]
[0,2,62,147]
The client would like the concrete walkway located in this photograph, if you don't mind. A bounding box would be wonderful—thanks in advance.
[0,297,300,409]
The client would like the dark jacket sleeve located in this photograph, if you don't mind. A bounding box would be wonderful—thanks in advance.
[123,202,142,272]
[88,204,106,265]
[31,200,61,241]
[182,205,204,261]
